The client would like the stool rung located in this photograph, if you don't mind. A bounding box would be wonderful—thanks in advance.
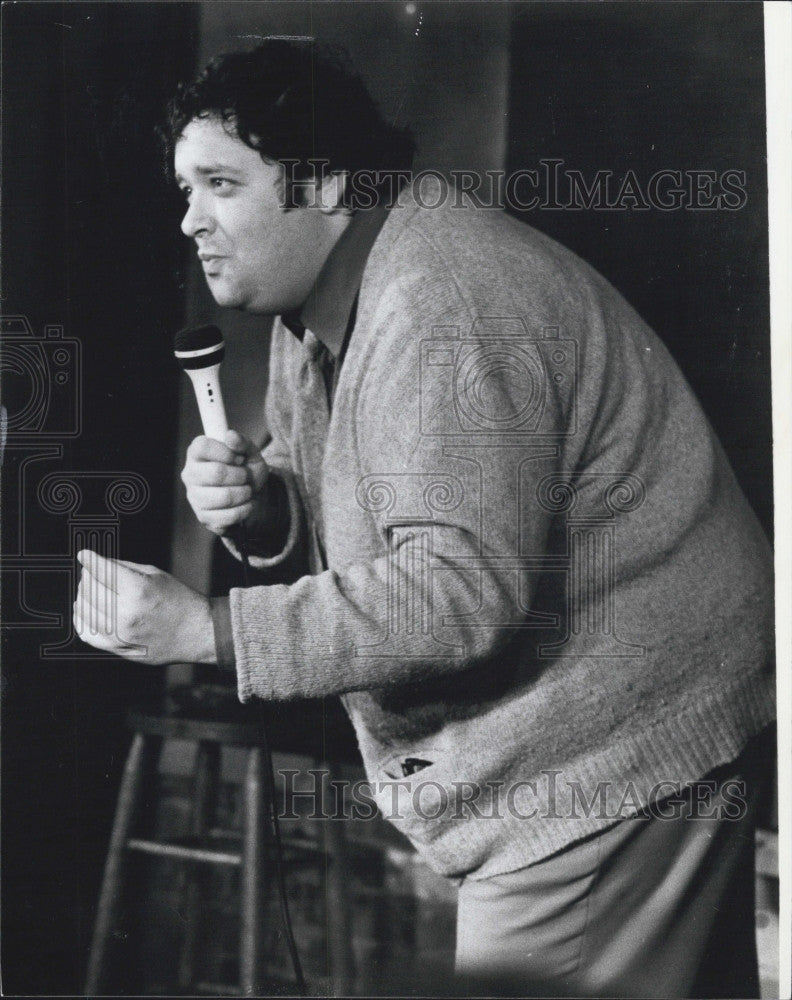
[126,837,242,866]
[195,981,242,996]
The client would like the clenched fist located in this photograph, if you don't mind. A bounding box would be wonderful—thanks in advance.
[73,550,215,665]
[181,430,269,536]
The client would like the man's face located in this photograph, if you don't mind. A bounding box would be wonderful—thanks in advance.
[174,117,331,314]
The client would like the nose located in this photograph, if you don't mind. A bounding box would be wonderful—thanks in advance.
[180,192,215,239]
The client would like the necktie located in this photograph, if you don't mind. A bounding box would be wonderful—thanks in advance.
[296,330,331,567]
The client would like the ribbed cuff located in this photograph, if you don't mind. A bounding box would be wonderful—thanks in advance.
[227,473,289,557]
[209,596,236,672]
[222,469,302,571]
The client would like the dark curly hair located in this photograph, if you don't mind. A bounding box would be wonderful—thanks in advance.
[162,37,415,208]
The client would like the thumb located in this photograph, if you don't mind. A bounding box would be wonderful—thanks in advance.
[223,429,257,459]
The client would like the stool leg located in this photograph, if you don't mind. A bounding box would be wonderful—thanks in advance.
[322,766,356,996]
[177,741,221,992]
[85,732,152,995]
[240,747,268,996]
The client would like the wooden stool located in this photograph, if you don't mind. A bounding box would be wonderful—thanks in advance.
[85,690,358,996]
[85,704,280,996]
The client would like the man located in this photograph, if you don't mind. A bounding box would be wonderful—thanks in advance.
[75,39,774,997]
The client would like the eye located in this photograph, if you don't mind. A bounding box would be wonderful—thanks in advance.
[210,177,234,191]
[179,185,192,203]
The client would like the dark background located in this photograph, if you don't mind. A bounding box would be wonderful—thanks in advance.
[1,2,771,994]
[2,4,199,991]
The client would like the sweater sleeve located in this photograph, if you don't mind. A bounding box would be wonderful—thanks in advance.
[230,276,569,703]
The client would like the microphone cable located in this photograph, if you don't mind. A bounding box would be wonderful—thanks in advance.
[237,526,307,996]
[174,327,305,990]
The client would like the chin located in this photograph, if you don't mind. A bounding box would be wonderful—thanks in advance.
[206,281,247,310]
[243,295,303,316]
[205,276,302,316]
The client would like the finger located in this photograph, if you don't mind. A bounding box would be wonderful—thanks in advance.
[74,616,115,649]
[77,550,123,591]
[77,567,117,626]
[74,603,148,657]
[204,503,253,532]
[184,461,249,489]
[78,550,158,585]
[187,435,246,466]
[75,586,148,643]
[223,429,258,458]
[187,484,253,511]
[77,573,122,638]
[74,593,116,640]
[113,558,160,576]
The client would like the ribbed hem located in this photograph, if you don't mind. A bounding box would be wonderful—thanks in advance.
[397,672,776,881]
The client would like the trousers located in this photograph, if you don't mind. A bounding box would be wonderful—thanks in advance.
[455,731,771,998]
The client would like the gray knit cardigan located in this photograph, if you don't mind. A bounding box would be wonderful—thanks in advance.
[228,185,775,879]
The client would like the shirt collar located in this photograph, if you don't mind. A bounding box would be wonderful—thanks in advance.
[281,205,389,358]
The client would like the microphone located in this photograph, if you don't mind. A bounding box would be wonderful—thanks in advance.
[174,325,229,441]
[174,323,305,994]
[174,323,252,578]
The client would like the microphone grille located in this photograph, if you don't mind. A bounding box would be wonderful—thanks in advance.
[174,324,223,353]
[174,325,225,370]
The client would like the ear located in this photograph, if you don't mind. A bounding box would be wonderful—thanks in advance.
[315,171,350,214]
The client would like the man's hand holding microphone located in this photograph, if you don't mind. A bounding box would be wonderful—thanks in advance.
[74,326,261,664]
[181,430,269,538]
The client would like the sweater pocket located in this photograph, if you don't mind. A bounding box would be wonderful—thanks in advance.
[372,750,460,846]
